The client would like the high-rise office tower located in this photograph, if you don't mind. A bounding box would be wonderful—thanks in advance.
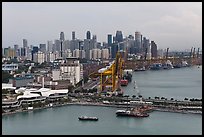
[86,31,91,39]
[20,47,26,57]
[39,44,46,53]
[23,39,28,57]
[92,35,97,41]
[135,32,141,41]
[54,40,61,52]
[143,37,151,59]
[115,31,123,43]
[135,31,142,54]
[151,41,157,58]
[113,36,116,43]
[60,32,65,41]
[111,43,119,59]
[107,34,112,45]
[60,32,65,58]
[14,44,18,51]
[14,45,19,57]
[72,31,75,40]
[32,46,39,61]
[23,39,28,48]
[47,41,53,52]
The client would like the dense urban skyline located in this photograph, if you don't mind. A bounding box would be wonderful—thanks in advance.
[2,2,202,51]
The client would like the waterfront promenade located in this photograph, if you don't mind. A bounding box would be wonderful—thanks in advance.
[2,99,202,116]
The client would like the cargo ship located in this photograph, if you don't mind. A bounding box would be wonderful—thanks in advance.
[78,116,98,121]
[123,69,133,82]
[120,79,128,86]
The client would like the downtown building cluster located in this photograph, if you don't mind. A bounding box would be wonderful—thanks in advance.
[2,30,162,63]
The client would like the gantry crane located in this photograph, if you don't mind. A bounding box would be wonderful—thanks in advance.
[90,52,124,96]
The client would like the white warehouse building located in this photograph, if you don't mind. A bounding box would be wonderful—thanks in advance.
[52,58,83,86]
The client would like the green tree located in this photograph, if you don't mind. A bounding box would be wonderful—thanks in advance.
[22,104,29,110]
[2,71,13,83]
[132,95,136,99]
[184,98,188,101]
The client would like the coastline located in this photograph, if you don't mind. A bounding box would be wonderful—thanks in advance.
[2,101,202,116]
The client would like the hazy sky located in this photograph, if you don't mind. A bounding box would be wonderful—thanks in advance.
[2,2,202,51]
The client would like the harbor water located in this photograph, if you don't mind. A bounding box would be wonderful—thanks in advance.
[2,66,202,135]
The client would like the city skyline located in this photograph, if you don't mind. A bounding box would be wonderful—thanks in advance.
[2,2,202,51]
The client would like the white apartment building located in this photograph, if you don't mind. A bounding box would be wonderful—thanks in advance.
[101,49,109,59]
[90,48,101,60]
[73,49,80,58]
[33,51,45,64]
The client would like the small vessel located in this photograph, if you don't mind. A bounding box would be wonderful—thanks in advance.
[150,63,163,70]
[162,60,174,69]
[78,116,98,121]
[134,66,146,71]
[173,64,182,68]
[116,109,149,117]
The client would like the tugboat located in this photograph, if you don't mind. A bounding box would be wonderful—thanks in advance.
[78,116,98,121]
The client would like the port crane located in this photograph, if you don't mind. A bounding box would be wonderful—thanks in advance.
[90,51,124,96]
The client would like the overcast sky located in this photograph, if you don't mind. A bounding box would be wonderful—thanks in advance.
[2,2,202,51]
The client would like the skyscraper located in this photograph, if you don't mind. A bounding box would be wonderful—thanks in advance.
[151,41,157,58]
[54,40,61,52]
[86,31,91,39]
[60,32,65,41]
[22,39,28,57]
[47,41,53,52]
[14,44,20,57]
[32,46,38,61]
[111,43,119,59]
[39,44,46,53]
[60,32,65,58]
[72,31,75,40]
[135,31,142,54]
[115,31,123,43]
[107,34,112,45]
[20,47,26,57]
[23,39,28,48]
[14,44,18,51]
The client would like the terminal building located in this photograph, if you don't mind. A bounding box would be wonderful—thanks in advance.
[2,87,69,109]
